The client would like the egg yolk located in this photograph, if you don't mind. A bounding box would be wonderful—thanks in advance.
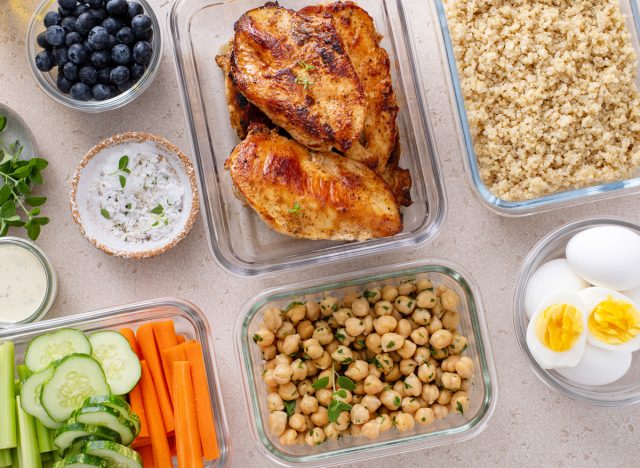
[588,297,640,345]
[535,303,583,352]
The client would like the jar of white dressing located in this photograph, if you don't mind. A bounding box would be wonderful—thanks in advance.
[0,237,57,328]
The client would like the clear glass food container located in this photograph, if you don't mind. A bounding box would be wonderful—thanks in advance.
[169,0,446,276]
[432,0,640,216]
[236,259,498,466]
[26,0,163,113]
[0,298,231,466]
[513,217,640,406]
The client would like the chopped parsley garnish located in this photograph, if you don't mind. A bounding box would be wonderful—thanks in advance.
[100,208,111,219]
[363,290,377,299]
[456,401,464,415]
[252,334,263,343]
[288,200,302,215]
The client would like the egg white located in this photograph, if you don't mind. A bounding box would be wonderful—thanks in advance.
[526,292,588,369]
[578,287,640,353]
[555,344,632,386]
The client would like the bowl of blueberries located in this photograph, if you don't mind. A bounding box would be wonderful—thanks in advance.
[27,0,161,112]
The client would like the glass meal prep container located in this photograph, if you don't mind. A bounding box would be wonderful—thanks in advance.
[432,0,640,216]
[236,259,498,466]
[0,298,231,467]
[169,0,446,276]
[514,217,640,406]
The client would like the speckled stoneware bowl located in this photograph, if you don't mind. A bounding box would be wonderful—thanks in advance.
[70,132,199,259]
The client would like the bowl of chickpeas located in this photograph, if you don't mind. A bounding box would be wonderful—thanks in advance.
[235,259,499,466]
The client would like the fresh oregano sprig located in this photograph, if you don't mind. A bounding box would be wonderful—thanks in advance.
[0,115,49,240]
[311,364,357,423]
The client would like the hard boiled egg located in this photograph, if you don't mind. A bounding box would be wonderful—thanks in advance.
[566,226,640,291]
[525,259,589,320]
[555,344,632,386]
[578,287,640,352]
[526,292,588,369]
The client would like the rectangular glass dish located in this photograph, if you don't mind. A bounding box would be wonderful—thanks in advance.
[433,0,640,216]
[169,0,446,276]
[0,298,231,467]
[235,259,498,467]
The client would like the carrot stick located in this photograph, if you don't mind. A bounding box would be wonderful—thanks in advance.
[152,321,178,352]
[137,324,174,433]
[183,342,220,461]
[119,329,150,441]
[160,344,186,404]
[131,436,150,449]
[174,362,203,468]
[139,361,171,468]
[176,335,186,344]
[119,328,141,358]
[139,445,155,468]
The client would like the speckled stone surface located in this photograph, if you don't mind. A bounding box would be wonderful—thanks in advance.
[1,1,640,467]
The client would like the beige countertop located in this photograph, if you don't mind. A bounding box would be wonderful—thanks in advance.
[2,1,640,466]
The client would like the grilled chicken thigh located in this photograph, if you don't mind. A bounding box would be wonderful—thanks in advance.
[231,2,367,152]
[225,124,402,241]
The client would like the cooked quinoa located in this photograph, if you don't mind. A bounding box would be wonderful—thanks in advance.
[445,0,640,201]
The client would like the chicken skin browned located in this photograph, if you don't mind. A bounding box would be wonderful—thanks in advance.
[231,2,367,152]
[225,124,402,241]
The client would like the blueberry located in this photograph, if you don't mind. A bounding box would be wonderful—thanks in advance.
[132,40,151,65]
[92,83,111,100]
[58,0,78,9]
[108,34,118,49]
[86,0,103,7]
[111,44,131,65]
[106,0,128,15]
[88,8,108,23]
[65,31,83,46]
[88,26,109,50]
[58,6,73,17]
[45,25,66,47]
[72,4,89,16]
[109,65,129,85]
[70,82,92,100]
[131,14,151,33]
[116,27,135,45]
[68,43,89,64]
[35,50,55,71]
[52,46,69,66]
[44,11,60,27]
[102,17,121,34]
[60,16,77,32]
[97,67,112,83]
[117,80,133,92]
[63,61,79,81]
[57,74,73,93]
[134,28,152,41]
[90,50,110,68]
[37,31,52,49]
[79,66,98,84]
[127,1,143,18]
[75,12,94,34]
[129,62,145,80]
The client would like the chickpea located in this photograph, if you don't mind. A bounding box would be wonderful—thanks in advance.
[449,335,468,355]
[313,350,332,370]
[361,420,381,440]
[402,396,421,414]
[351,297,370,317]
[342,291,359,308]
[379,284,398,301]
[332,308,352,327]
[386,364,402,382]
[288,413,307,432]
[305,361,319,378]
[426,316,443,335]
[397,281,416,296]
[450,391,470,415]
[392,380,406,397]
[412,308,431,326]
[395,319,413,338]
[269,411,287,436]
[431,347,449,360]
[460,378,472,391]
[331,345,353,364]
[345,360,369,382]
[303,338,323,359]
[368,363,382,378]
[311,406,329,427]
[350,404,370,425]
[362,315,374,334]
[403,373,422,397]
[273,363,293,385]
[305,301,321,321]
[299,395,319,415]
[263,369,278,388]
[417,362,437,383]
[410,327,429,346]
[434,367,443,387]
[334,410,350,431]
[361,394,381,413]
[279,428,298,445]
[290,359,307,381]
[305,427,325,446]
[333,389,352,405]
[414,347,430,365]
[441,310,460,331]
[345,317,366,337]
[415,407,435,426]
[394,296,416,315]
[312,324,334,345]
[430,329,453,350]
[415,278,433,292]
[416,290,437,309]
[374,300,393,316]
[365,333,382,354]
[441,289,460,311]
[432,403,449,420]
[282,334,301,356]
[276,321,296,340]
[437,389,452,405]
[267,392,284,412]
[374,315,397,335]
[278,382,299,401]
[349,424,363,437]
[394,412,415,432]
[262,345,276,361]
[441,355,461,373]
[263,307,283,332]
[316,388,333,407]
[380,390,402,410]
[325,340,340,354]
[432,299,444,318]
[286,303,306,324]
[365,288,382,304]
[374,353,394,374]
[422,384,440,405]
[354,381,365,396]
[362,374,383,395]
[397,340,417,359]
[254,327,275,347]
[380,333,404,352]
[399,358,417,376]
[324,422,341,441]
[297,320,315,340]
[455,356,474,379]
[375,413,391,433]
[320,297,338,317]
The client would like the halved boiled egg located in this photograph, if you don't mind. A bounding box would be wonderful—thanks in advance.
[526,293,588,369]
[555,344,632,386]
[578,287,640,353]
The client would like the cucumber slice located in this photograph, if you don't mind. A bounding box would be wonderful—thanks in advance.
[81,441,141,468]
[61,437,103,458]
[82,396,141,435]
[53,423,120,452]
[19,367,62,429]
[25,329,91,372]
[88,331,141,396]
[73,405,137,446]
[41,355,110,422]
[52,454,108,468]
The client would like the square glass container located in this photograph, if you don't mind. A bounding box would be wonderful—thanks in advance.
[0,298,231,467]
[432,0,640,216]
[169,0,446,276]
[236,259,498,466]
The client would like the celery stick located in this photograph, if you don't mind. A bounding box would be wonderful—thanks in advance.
[16,365,31,383]
[11,447,20,468]
[15,396,41,468]
[0,449,11,467]
[41,451,51,462]
[0,342,16,450]
[36,421,55,453]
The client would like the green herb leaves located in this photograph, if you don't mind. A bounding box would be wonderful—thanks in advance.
[0,121,49,240]
[336,375,356,391]
[327,399,352,423]
[311,376,329,389]
[362,289,377,299]
[284,301,304,312]
[150,204,169,227]
[284,400,296,417]
[110,155,131,188]
[295,62,316,89]
[288,200,302,215]
[100,208,111,220]
[456,401,464,415]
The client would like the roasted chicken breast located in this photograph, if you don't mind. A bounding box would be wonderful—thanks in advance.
[231,2,367,152]
[225,124,402,240]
